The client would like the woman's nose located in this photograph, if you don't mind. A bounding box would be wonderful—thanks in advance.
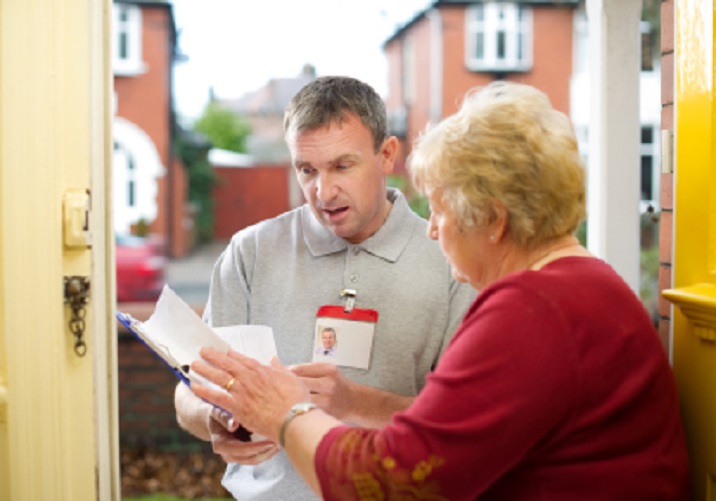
[427,215,438,240]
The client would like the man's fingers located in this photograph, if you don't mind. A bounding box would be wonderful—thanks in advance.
[210,406,238,432]
[289,361,335,378]
[212,439,280,465]
[220,446,280,466]
[298,376,322,393]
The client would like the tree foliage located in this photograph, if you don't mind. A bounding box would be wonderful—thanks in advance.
[174,130,216,243]
[194,103,251,153]
[388,174,429,219]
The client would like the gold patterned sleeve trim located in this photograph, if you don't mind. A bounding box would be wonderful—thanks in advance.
[320,427,448,501]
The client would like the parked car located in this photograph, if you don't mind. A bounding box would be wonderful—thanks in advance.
[115,234,166,303]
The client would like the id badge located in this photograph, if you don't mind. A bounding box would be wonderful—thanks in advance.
[312,305,378,369]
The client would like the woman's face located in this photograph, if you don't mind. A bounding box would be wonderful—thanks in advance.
[426,190,491,290]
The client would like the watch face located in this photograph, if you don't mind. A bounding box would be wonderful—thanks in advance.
[295,402,317,413]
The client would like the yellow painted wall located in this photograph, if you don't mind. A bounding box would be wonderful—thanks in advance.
[0,0,118,499]
[662,0,716,499]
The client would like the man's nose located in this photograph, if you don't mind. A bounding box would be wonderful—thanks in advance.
[316,172,338,201]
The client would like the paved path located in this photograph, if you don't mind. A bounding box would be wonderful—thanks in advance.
[165,240,227,308]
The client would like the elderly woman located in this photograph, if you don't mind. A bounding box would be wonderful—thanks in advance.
[191,82,689,500]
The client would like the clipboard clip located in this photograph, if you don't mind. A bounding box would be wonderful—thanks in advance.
[340,288,357,313]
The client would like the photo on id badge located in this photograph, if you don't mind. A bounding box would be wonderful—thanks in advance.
[312,315,375,369]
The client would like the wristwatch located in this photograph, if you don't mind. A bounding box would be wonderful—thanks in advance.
[279,402,318,448]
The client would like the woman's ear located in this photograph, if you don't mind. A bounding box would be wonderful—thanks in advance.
[489,200,509,242]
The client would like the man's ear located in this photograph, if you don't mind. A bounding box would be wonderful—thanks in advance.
[380,136,399,175]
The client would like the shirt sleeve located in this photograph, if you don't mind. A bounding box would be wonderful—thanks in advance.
[203,233,252,328]
[315,280,578,500]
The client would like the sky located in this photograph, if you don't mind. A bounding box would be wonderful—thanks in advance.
[171,0,432,124]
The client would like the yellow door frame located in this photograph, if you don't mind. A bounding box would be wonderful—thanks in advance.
[0,0,119,499]
[662,0,716,499]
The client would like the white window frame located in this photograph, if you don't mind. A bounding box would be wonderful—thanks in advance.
[402,34,417,106]
[639,124,661,211]
[465,3,533,73]
[112,3,146,76]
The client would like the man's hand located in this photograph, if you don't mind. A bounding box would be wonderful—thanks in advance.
[289,362,415,428]
[208,417,280,465]
[176,382,279,465]
[289,362,355,421]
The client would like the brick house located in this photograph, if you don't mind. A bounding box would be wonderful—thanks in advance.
[113,0,194,449]
[113,0,192,258]
[209,66,317,239]
[382,0,661,213]
[383,0,580,175]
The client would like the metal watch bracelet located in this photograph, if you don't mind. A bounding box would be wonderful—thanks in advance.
[279,402,318,448]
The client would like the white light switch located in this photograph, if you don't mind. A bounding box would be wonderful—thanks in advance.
[64,189,92,248]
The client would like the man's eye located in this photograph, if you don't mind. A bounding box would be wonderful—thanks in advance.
[336,163,350,170]
[298,167,315,176]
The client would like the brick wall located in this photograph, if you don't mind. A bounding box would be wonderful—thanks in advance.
[117,304,208,452]
[114,4,193,259]
[658,0,675,351]
[212,163,291,239]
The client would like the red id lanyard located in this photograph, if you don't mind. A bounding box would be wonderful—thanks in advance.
[312,289,378,369]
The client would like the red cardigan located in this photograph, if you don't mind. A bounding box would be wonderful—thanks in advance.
[315,257,690,500]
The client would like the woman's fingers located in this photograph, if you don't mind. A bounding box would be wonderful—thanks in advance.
[191,357,231,388]
[192,380,233,411]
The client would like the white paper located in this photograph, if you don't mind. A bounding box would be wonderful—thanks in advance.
[140,285,277,367]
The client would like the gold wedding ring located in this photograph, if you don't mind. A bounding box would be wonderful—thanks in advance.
[225,377,235,392]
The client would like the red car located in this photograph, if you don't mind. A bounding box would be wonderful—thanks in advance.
[115,235,167,303]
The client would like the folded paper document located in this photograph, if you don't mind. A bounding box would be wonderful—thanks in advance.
[116,284,277,441]
[117,284,277,383]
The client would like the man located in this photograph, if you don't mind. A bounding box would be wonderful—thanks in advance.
[174,76,475,500]
[315,327,337,356]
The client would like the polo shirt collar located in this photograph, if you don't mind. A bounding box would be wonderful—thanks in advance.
[302,188,419,263]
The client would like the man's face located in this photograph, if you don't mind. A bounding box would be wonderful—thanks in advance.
[288,113,397,244]
[322,330,336,349]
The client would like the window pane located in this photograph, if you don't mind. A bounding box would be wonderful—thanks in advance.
[641,126,653,144]
[475,4,484,21]
[119,32,128,59]
[497,31,506,59]
[641,156,653,200]
[476,33,484,59]
[518,33,524,61]
[128,180,135,207]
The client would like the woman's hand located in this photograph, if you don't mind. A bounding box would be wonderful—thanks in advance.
[191,348,311,442]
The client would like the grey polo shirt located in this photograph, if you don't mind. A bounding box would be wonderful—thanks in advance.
[205,188,475,500]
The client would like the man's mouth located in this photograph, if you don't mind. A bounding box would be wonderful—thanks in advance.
[322,206,349,221]
[324,207,348,215]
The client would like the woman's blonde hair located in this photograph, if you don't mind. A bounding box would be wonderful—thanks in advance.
[409,81,586,249]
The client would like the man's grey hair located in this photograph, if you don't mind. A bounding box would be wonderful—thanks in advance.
[284,76,388,152]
